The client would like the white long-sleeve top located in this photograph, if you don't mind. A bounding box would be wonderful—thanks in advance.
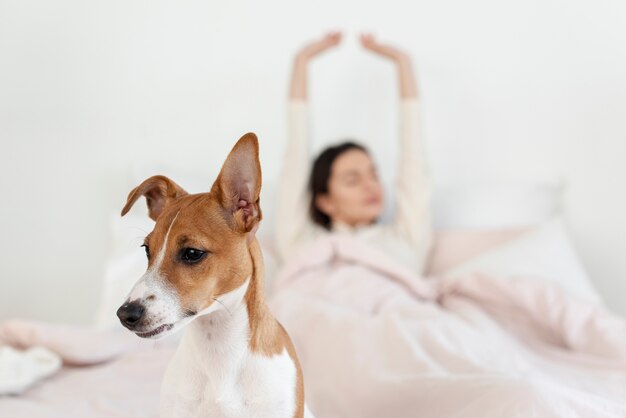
[274,98,433,275]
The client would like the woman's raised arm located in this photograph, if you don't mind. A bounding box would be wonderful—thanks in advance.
[275,32,342,262]
[360,33,433,273]
[290,32,341,100]
[360,33,417,99]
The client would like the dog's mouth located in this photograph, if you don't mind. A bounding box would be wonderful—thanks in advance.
[135,323,174,338]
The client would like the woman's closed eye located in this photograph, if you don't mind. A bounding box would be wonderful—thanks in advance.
[342,173,360,186]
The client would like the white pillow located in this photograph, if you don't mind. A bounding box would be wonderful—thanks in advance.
[425,227,534,276]
[93,213,152,329]
[432,180,563,229]
[439,216,604,306]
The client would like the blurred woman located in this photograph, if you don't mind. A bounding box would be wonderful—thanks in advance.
[275,31,432,274]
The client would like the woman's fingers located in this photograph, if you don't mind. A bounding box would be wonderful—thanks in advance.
[359,32,381,50]
[297,31,409,63]
[325,31,342,45]
[298,31,342,60]
[359,32,375,47]
[359,32,405,61]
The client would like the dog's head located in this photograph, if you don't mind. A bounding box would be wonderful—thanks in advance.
[116,133,262,339]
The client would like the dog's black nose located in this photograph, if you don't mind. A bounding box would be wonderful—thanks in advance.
[117,302,145,329]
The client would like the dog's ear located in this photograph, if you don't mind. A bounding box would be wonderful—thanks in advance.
[211,132,262,234]
[121,175,188,221]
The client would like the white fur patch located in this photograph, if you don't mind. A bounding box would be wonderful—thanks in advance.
[128,281,148,302]
[124,212,184,336]
[159,278,300,418]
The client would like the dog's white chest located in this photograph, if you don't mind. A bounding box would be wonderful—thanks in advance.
[159,308,298,418]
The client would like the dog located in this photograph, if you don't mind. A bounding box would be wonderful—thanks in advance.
[116,133,313,417]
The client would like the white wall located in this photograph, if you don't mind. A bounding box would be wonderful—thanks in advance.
[1,0,625,324]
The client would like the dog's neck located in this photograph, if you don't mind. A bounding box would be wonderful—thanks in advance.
[182,239,274,373]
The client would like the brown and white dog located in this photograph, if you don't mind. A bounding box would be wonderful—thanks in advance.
[116,133,313,418]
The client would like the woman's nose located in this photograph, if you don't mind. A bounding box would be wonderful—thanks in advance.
[363,178,379,192]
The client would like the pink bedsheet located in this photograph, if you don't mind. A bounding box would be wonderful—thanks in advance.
[270,236,626,418]
[0,321,174,418]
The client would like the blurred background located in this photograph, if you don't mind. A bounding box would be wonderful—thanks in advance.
[1,0,625,324]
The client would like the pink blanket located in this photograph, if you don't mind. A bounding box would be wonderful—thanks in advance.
[270,236,626,418]
[0,320,175,417]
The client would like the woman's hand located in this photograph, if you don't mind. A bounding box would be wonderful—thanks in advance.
[359,33,408,63]
[296,31,342,62]
[360,32,417,98]
[290,31,342,99]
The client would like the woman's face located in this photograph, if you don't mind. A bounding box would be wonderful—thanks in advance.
[316,149,384,227]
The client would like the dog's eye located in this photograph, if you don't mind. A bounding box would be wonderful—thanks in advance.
[141,244,150,258]
[180,248,206,264]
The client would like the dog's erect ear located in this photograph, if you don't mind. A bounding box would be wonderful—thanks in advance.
[121,175,188,221]
[211,132,262,234]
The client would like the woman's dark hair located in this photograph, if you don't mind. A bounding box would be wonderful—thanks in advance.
[309,141,368,230]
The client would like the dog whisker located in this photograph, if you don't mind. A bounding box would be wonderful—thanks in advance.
[128,226,150,235]
[213,297,232,316]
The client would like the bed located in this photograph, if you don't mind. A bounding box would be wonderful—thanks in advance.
[0,180,620,417]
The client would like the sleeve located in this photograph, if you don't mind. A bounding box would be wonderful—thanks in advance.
[274,100,314,263]
[390,98,433,273]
